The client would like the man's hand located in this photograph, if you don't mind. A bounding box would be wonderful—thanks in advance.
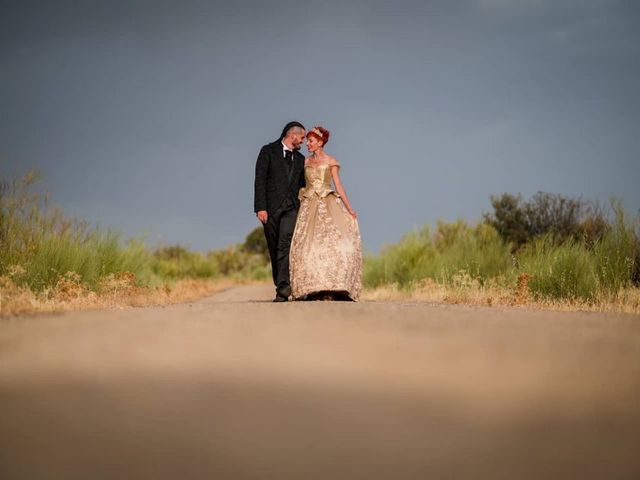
[257,210,268,224]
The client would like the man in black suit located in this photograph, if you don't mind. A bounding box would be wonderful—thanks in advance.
[254,121,306,302]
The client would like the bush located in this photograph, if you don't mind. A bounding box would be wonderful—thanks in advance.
[484,191,609,249]
[150,241,271,282]
[1,170,272,294]
[519,237,599,300]
[363,221,513,289]
[1,171,151,291]
[518,206,636,301]
[242,226,269,260]
[483,193,530,248]
[207,246,270,280]
[592,202,637,292]
[152,245,218,279]
[366,200,638,302]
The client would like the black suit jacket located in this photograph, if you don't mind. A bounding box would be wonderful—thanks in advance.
[254,140,306,214]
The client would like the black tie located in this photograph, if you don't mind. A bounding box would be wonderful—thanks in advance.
[284,150,293,177]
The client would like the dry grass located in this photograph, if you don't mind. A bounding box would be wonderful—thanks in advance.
[362,275,640,315]
[0,271,243,317]
[4,269,638,317]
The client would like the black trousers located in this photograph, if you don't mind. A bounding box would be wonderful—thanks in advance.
[263,202,298,290]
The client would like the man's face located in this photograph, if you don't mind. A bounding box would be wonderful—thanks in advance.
[291,130,306,150]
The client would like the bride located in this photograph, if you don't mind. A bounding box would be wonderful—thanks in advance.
[289,126,362,301]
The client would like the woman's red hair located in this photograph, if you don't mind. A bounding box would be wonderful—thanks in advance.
[306,126,330,146]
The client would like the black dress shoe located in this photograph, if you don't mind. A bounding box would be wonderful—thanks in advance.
[273,294,288,302]
[277,284,292,298]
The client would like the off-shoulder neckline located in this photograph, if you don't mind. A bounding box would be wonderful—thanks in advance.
[304,160,340,168]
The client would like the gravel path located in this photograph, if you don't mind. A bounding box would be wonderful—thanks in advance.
[1,285,639,479]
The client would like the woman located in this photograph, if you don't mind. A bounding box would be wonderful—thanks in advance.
[289,126,362,301]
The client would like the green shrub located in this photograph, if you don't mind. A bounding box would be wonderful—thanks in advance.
[484,191,609,249]
[152,246,218,279]
[592,203,636,293]
[366,203,637,302]
[364,221,513,289]
[519,237,599,300]
[242,226,269,260]
[5,170,635,303]
[1,171,152,291]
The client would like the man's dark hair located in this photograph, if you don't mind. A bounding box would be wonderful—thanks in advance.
[279,121,305,140]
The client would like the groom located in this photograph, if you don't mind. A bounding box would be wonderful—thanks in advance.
[254,121,306,302]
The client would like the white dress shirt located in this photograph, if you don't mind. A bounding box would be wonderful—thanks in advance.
[281,142,294,158]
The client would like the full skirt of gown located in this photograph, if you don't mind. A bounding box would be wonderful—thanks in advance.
[290,188,362,301]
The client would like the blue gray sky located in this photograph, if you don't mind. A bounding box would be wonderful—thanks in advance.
[1,0,639,252]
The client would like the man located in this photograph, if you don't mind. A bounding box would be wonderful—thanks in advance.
[254,121,306,302]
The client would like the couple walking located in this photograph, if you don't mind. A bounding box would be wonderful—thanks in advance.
[254,121,362,302]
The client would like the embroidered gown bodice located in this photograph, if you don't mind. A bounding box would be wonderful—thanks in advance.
[298,164,337,200]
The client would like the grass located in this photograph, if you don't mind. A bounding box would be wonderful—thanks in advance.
[1,170,638,315]
[364,206,639,311]
[151,245,270,282]
[364,221,516,289]
[1,171,155,292]
[0,272,238,317]
[518,204,637,302]
[0,171,269,316]
[362,281,640,315]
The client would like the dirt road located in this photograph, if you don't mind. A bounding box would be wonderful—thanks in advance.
[1,285,639,479]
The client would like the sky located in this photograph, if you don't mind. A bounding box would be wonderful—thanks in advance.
[1,0,639,252]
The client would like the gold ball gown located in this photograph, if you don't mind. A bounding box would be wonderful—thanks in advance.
[289,162,363,301]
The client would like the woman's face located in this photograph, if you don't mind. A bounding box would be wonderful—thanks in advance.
[306,135,323,153]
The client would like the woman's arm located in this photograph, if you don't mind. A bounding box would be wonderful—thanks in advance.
[329,159,357,219]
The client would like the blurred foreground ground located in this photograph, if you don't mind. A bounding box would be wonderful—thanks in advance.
[1,285,639,479]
